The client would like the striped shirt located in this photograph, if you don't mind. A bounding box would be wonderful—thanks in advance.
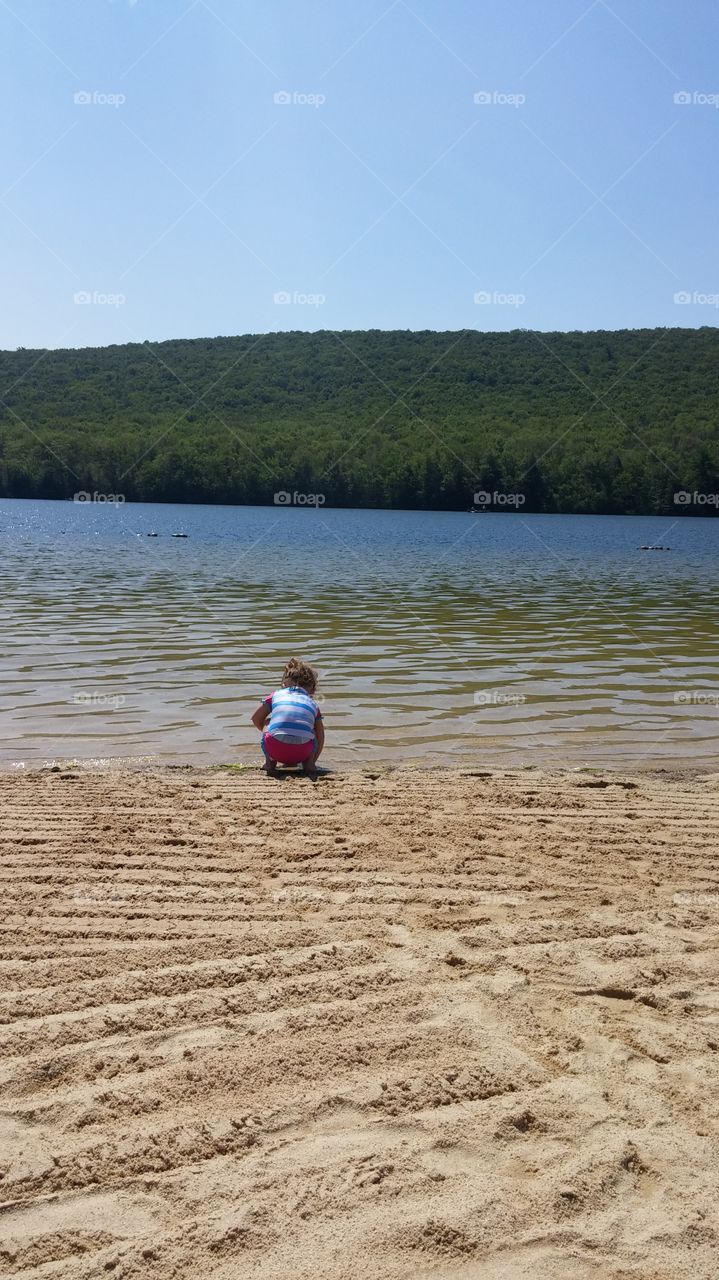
[263,686,322,743]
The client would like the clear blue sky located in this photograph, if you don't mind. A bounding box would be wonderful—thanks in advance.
[1,0,717,349]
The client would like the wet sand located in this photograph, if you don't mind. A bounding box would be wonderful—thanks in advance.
[1,763,718,1279]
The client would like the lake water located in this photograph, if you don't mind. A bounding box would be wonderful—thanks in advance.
[1,498,717,770]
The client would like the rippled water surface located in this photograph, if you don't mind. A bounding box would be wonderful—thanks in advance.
[2,499,718,768]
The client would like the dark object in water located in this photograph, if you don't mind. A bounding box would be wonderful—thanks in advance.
[146,532,158,537]
[639,545,670,551]
[171,533,188,538]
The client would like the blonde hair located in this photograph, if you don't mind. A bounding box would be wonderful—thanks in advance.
[281,657,318,695]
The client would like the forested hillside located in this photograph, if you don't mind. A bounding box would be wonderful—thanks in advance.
[1,327,717,512]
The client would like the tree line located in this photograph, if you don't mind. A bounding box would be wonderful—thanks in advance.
[0,326,717,513]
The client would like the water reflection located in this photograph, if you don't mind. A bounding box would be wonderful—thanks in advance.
[1,500,718,768]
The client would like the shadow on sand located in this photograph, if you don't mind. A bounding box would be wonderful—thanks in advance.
[263,764,333,783]
[216,762,334,783]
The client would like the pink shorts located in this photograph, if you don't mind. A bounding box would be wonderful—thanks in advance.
[262,732,316,765]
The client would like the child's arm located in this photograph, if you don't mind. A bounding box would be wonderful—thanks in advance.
[251,702,270,732]
[314,716,325,759]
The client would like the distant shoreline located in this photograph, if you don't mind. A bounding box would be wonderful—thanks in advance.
[1,495,718,519]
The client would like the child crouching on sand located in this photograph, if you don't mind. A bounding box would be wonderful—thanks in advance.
[251,658,324,774]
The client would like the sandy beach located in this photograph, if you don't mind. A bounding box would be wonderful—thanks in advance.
[1,762,718,1279]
